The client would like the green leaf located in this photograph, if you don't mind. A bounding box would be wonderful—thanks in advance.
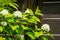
[21,25,33,31]
[7,18,15,23]
[5,13,14,18]
[16,27,24,34]
[15,19,20,23]
[12,3,19,7]
[0,8,3,11]
[39,13,44,16]
[35,17,40,22]
[35,25,41,31]
[10,25,19,30]
[42,36,48,40]
[47,33,55,39]
[21,25,29,30]
[34,31,43,38]
[34,32,39,38]
[22,14,28,20]
[39,31,44,36]
[26,32,35,39]
[0,26,3,32]
[27,8,34,15]
[0,37,6,40]
[35,7,44,16]
[9,3,18,10]
[21,21,30,25]
[27,16,40,24]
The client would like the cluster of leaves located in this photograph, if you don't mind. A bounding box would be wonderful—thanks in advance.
[0,0,18,11]
[0,6,43,40]
[0,7,54,40]
[23,7,54,40]
[0,0,54,40]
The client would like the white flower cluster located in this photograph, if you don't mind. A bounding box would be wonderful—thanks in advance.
[1,21,7,26]
[0,9,8,15]
[13,11,22,18]
[0,9,23,18]
[0,9,31,18]
[0,9,23,27]
[41,24,50,32]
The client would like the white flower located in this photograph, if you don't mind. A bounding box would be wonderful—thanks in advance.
[13,11,22,17]
[0,9,8,15]
[1,21,7,26]
[25,10,30,13]
[41,24,50,32]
